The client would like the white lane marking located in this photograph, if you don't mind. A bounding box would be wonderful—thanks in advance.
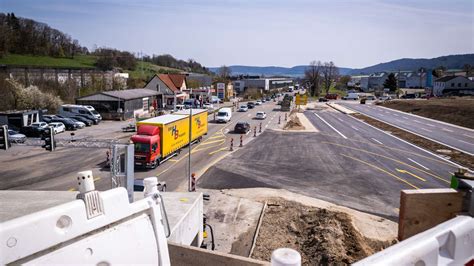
[413,120,422,123]
[224,129,230,134]
[426,123,436,127]
[379,114,384,117]
[337,118,344,122]
[420,127,432,132]
[442,128,454,132]
[265,124,269,128]
[247,114,251,117]
[463,134,474,139]
[393,114,399,117]
[458,139,474,146]
[314,113,347,139]
[407,158,430,170]
[351,126,359,131]
[371,138,383,145]
[403,117,409,120]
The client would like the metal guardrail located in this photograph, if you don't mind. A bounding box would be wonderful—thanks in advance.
[355,215,474,266]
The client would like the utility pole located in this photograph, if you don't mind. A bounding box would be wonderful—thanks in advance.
[188,88,193,192]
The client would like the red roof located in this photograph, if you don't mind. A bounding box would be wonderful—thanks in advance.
[168,74,186,88]
[157,74,179,93]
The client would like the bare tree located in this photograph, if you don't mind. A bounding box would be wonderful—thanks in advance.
[218,65,232,79]
[304,61,322,97]
[322,61,339,94]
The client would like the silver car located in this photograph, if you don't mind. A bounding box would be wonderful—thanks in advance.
[8,130,26,143]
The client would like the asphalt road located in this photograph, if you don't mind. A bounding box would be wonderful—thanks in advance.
[198,105,457,219]
[0,99,286,192]
[338,101,474,156]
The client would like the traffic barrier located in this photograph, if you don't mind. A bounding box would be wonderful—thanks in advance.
[354,216,474,266]
[239,135,243,147]
[230,138,233,151]
[285,113,287,121]
[254,127,257,137]
[278,116,281,124]
[191,173,196,192]
[259,123,262,133]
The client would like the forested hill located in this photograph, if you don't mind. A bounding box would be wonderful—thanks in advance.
[0,12,210,74]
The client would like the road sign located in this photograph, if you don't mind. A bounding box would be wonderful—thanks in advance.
[217,83,225,100]
[295,94,308,105]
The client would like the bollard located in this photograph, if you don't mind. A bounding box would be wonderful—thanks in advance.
[259,122,262,133]
[285,113,287,121]
[278,116,281,124]
[239,134,243,147]
[191,173,196,192]
[271,248,301,266]
[213,112,216,122]
[230,138,234,151]
[254,126,257,137]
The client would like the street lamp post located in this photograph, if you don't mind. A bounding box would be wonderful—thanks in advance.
[188,88,193,192]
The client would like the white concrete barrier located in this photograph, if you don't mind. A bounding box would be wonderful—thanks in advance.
[355,215,474,266]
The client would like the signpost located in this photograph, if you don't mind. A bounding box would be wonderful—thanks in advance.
[295,94,308,106]
[217,83,225,100]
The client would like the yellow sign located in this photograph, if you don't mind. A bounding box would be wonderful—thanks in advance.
[295,94,308,105]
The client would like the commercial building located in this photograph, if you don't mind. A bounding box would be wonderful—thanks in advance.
[185,74,214,103]
[432,76,474,96]
[144,74,188,109]
[232,78,293,93]
[76,89,158,120]
[348,75,370,91]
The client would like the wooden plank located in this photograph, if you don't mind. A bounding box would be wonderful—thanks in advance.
[168,242,269,266]
[398,189,463,241]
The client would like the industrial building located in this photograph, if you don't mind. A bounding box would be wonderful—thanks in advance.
[76,89,158,120]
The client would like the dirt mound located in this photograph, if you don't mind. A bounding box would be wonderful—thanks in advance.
[284,113,305,130]
[251,200,392,265]
[382,98,474,129]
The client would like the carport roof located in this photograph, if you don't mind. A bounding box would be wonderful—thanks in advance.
[77,89,158,101]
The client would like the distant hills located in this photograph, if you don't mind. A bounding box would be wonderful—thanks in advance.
[209,54,474,77]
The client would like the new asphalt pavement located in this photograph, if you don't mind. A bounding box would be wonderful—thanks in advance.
[198,105,458,220]
[338,101,474,156]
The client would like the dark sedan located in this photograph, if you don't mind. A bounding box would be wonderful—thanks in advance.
[234,122,251,134]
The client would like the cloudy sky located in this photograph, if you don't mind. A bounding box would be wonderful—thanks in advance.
[2,0,473,68]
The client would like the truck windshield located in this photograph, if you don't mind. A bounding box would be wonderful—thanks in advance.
[134,143,149,153]
[217,112,227,116]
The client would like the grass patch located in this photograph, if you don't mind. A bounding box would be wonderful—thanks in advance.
[0,54,97,68]
[125,61,182,80]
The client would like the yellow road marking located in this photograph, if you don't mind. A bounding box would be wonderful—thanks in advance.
[396,168,426,182]
[208,135,226,139]
[341,154,419,189]
[394,208,400,213]
[169,159,178,162]
[209,147,229,155]
[68,188,76,192]
[323,142,449,183]
[200,139,228,145]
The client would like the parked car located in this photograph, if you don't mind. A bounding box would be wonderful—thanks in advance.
[203,103,214,112]
[31,122,49,129]
[76,114,100,125]
[255,100,262,105]
[256,111,267,119]
[318,97,329,102]
[68,118,85,128]
[247,102,256,109]
[50,118,78,131]
[8,130,26,143]
[20,126,44,137]
[325,94,339,100]
[366,95,376,100]
[378,96,392,101]
[238,105,248,112]
[59,104,102,121]
[49,122,66,134]
[70,116,93,126]
[265,97,271,101]
[261,98,266,103]
[234,122,251,134]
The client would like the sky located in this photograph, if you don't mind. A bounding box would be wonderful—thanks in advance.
[1,0,473,68]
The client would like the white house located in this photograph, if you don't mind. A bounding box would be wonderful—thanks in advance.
[144,74,188,109]
[432,76,474,96]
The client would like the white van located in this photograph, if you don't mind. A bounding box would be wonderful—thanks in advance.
[59,104,102,120]
[215,107,232,123]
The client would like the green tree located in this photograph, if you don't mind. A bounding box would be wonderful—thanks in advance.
[383,73,397,92]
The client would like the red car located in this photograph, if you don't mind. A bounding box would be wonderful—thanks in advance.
[325,94,339,100]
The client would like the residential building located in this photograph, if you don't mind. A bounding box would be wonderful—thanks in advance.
[395,71,427,88]
[432,76,474,96]
[144,74,188,109]
[76,89,158,120]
